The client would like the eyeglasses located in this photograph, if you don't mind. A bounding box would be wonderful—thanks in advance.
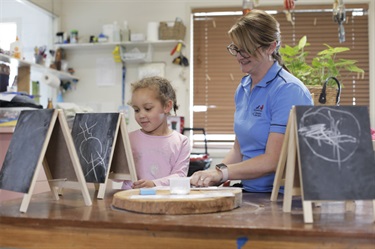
[226,43,262,58]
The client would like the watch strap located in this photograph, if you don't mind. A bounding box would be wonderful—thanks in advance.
[216,163,229,183]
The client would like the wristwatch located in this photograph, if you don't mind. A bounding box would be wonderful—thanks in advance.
[216,163,229,183]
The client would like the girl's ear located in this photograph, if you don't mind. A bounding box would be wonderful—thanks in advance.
[164,100,173,114]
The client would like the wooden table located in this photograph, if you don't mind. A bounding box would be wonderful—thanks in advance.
[0,188,374,249]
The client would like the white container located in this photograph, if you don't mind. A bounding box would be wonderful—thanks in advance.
[169,177,190,195]
[103,24,114,42]
[113,21,121,42]
[121,21,130,42]
[147,22,159,41]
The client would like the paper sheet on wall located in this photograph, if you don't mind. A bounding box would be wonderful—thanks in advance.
[138,63,165,79]
[96,58,116,86]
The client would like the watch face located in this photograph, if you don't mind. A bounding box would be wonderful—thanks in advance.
[216,163,227,170]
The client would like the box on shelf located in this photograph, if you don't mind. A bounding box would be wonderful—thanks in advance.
[159,20,186,40]
[120,47,147,63]
[130,33,145,42]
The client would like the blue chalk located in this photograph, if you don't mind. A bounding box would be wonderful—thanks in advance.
[140,188,156,195]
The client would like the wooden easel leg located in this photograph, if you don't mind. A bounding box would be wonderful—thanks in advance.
[20,194,32,213]
[271,145,287,202]
[97,183,106,199]
[282,110,297,213]
[282,159,295,213]
[57,188,64,196]
[271,110,292,202]
[94,183,100,191]
[302,201,313,223]
[372,200,375,222]
[19,158,48,212]
[42,159,60,200]
[345,201,356,212]
[270,167,284,201]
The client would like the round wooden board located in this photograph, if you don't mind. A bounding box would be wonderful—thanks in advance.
[112,187,242,215]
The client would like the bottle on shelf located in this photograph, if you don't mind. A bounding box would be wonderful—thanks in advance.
[10,36,23,59]
[70,30,78,43]
[121,21,130,42]
[242,0,253,15]
[113,21,121,42]
[47,98,54,109]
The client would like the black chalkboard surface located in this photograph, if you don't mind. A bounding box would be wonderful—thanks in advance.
[71,113,120,183]
[295,106,375,201]
[0,109,54,193]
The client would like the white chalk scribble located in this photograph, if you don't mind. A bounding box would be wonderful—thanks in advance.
[298,107,360,170]
[77,117,109,182]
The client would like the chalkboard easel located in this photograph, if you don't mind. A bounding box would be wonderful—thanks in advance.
[71,112,137,199]
[99,113,137,199]
[271,106,375,223]
[0,109,92,213]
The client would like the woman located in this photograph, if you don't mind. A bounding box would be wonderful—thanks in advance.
[190,10,313,192]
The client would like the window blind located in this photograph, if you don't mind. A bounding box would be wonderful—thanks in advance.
[192,4,369,140]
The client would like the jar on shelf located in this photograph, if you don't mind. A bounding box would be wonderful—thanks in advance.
[70,30,78,43]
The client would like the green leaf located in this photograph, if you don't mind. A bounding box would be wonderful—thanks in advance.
[298,35,307,50]
[279,36,364,87]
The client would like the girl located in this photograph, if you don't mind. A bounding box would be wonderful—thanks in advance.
[121,76,190,189]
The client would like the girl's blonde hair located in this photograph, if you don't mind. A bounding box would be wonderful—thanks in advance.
[130,76,178,115]
[228,9,288,71]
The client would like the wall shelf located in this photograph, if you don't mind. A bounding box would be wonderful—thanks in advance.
[54,40,183,63]
[0,54,78,81]
[54,40,183,50]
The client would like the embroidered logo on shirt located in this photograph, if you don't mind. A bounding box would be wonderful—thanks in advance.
[252,105,264,117]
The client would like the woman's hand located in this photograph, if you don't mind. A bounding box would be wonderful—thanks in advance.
[190,169,222,187]
[132,179,156,189]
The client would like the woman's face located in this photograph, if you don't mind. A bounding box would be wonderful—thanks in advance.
[236,44,263,75]
[234,44,268,75]
[131,88,168,135]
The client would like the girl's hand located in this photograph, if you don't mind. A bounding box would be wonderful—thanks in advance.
[132,179,156,189]
[190,169,222,187]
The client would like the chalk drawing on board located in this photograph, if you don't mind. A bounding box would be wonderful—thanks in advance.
[72,113,119,184]
[297,107,360,170]
[272,106,375,223]
[71,112,137,199]
[77,119,110,182]
[295,106,375,202]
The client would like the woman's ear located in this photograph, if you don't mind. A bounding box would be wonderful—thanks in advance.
[268,41,277,54]
[164,100,173,114]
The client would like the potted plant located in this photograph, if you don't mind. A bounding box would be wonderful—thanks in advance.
[280,36,364,105]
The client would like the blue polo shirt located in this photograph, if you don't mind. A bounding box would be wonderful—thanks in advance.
[234,62,313,192]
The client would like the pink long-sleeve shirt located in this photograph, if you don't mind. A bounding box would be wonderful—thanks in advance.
[121,129,190,189]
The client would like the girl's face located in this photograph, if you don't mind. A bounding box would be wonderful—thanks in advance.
[131,88,171,136]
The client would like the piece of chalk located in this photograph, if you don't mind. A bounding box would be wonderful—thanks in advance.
[140,188,156,195]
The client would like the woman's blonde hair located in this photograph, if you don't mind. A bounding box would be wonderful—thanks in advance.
[130,76,178,115]
[228,9,288,71]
